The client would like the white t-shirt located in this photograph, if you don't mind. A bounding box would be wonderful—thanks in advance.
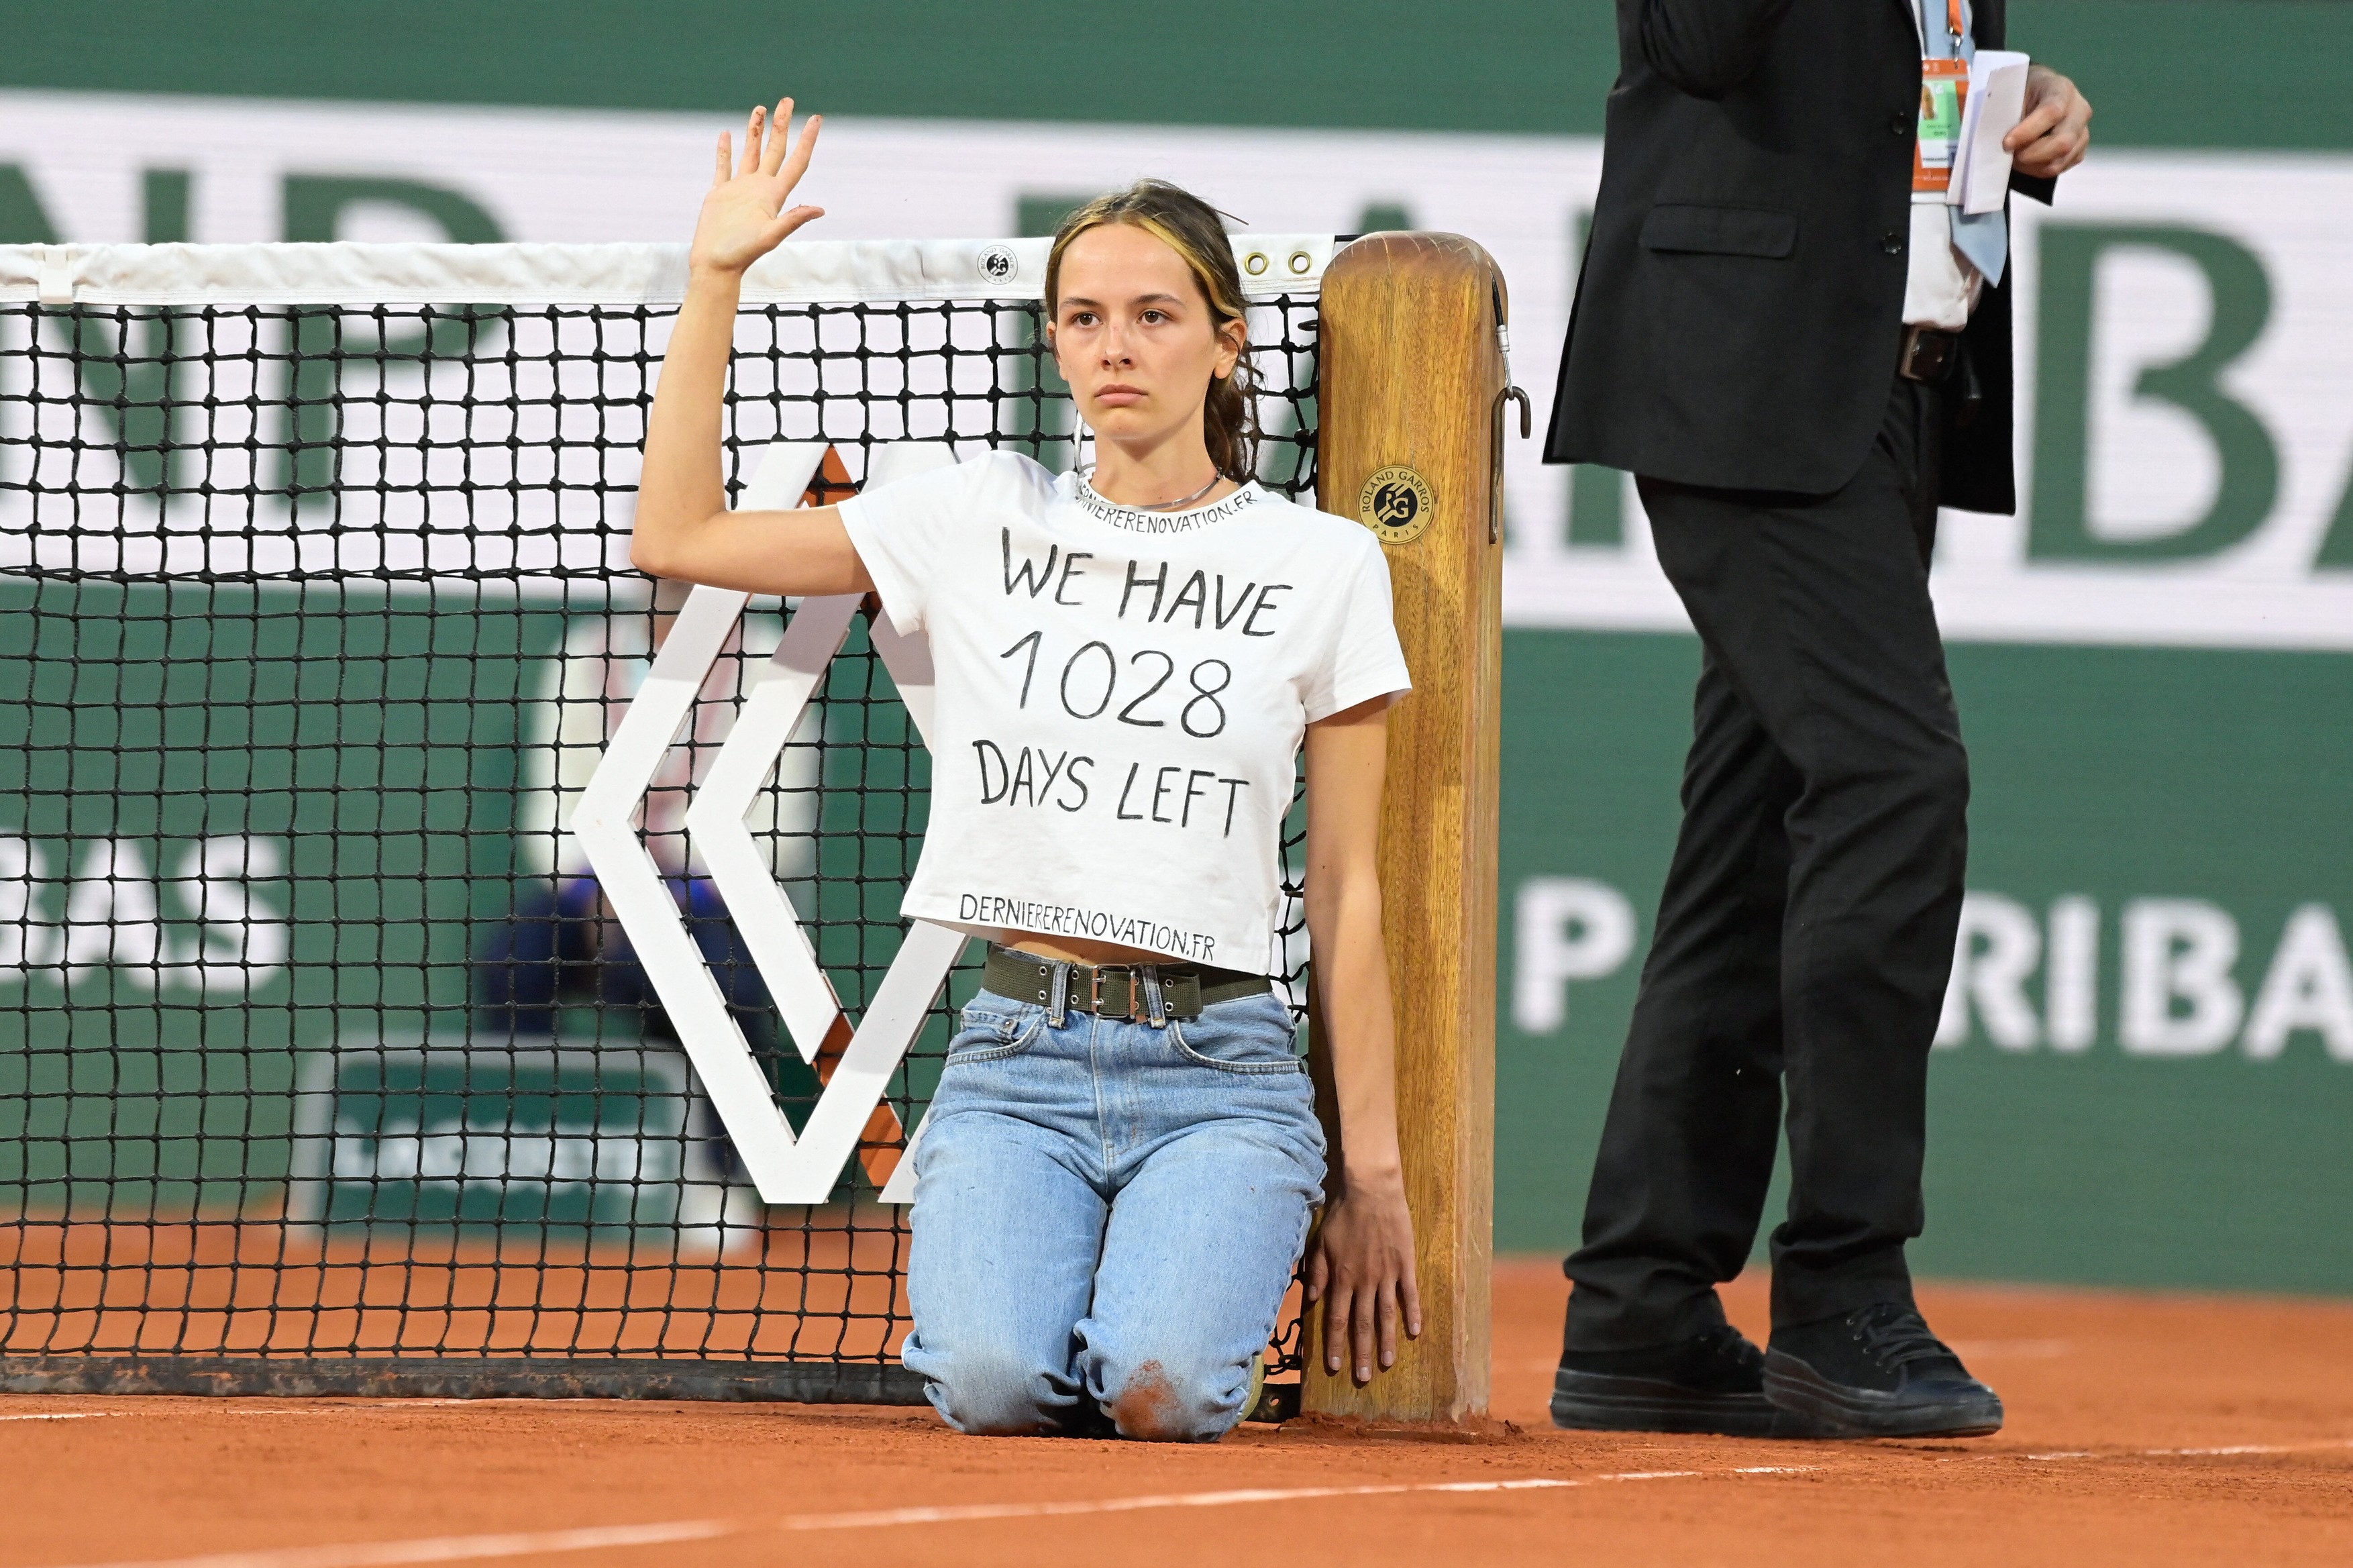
[838,452,1412,975]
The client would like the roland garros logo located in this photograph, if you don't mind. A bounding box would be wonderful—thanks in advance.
[1359,464,1434,547]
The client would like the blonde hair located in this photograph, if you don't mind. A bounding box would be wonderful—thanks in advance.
[1043,180,1261,482]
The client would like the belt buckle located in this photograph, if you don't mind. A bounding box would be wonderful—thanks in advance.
[1901,325,1956,384]
[1090,965,1134,1020]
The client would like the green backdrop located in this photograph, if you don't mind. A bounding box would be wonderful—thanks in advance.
[7,1,2348,150]
[1503,631,2353,1291]
[5,1,2349,1292]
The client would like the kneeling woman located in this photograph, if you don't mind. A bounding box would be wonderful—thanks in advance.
[632,101,1421,1440]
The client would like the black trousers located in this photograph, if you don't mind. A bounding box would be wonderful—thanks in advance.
[1563,374,1969,1349]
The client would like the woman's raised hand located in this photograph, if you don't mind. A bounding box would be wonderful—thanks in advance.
[690,99,825,279]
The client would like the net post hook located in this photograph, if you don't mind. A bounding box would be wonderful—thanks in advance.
[1489,278,1532,543]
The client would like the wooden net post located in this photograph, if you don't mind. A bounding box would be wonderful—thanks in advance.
[1304,233,1507,1424]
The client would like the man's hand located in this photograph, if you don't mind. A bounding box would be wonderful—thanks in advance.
[2005,64,2092,180]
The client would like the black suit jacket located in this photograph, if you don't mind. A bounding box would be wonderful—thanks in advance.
[1544,0,2056,512]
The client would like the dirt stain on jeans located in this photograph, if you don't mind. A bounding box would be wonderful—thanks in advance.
[1109,1360,1186,1441]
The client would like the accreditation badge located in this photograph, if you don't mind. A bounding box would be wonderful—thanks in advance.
[1914,57,1971,195]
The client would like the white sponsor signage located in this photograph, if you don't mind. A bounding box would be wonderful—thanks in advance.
[0,833,287,993]
[1508,872,2353,1064]
[286,1035,762,1253]
[3,91,2351,649]
[1938,891,2353,1061]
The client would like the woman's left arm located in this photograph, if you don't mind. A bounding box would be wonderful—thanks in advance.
[1302,696,1423,1385]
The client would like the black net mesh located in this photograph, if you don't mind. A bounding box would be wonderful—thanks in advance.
[0,286,1321,1400]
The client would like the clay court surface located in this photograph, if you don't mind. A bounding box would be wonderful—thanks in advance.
[5,1260,2349,1568]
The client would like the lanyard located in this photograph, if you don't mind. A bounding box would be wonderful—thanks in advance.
[1913,0,1973,193]
[1917,0,1967,56]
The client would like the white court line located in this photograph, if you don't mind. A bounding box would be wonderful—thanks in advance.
[2022,1439,2353,1461]
[2142,1439,2353,1457]
[40,1521,738,1568]
[37,1468,1816,1568]
[0,1401,535,1425]
[217,1402,494,1416]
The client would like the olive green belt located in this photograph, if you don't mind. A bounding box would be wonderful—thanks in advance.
[981,944,1271,1025]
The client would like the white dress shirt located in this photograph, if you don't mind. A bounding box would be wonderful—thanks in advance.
[1903,0,1986,329]
[1903,201,1983,329]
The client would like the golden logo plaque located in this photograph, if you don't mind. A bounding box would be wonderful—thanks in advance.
[1357,464,1434,546]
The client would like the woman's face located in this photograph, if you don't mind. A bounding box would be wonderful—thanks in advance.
[1049,222,1244,457]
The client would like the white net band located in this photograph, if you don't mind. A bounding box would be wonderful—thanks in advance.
[0,236,1339,308]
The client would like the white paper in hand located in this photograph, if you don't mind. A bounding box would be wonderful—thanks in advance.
[1956,50,2032,214]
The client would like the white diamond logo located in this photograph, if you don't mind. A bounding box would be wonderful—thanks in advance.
[570,440,963,1205]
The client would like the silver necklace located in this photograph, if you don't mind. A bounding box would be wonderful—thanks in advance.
[1080,467,1226,513]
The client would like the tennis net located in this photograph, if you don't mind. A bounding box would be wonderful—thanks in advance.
[0,236,1330,1403]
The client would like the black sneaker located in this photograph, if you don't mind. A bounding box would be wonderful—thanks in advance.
[1551,1323,1798,1437]
[1763,1302,2004,1438]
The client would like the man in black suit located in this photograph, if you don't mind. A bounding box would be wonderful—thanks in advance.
[1543,0,2090,1439]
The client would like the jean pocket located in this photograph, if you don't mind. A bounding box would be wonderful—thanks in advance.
[1169,994,1304,1074]
[947,996,1045,1063]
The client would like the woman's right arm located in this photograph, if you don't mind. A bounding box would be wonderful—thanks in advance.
[630,99,874,598]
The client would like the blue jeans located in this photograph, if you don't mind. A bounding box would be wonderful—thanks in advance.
[902,986,1326,1441]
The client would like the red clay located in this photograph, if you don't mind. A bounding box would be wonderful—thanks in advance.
[5,1259,2351,1568]
[3,1214,912,1360]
